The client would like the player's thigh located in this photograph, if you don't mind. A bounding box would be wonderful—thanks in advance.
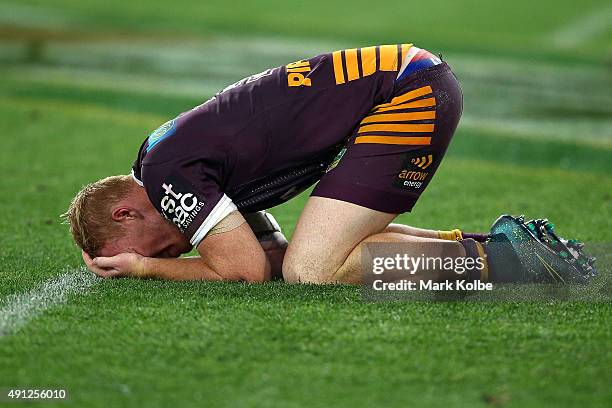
[283,196,396,283]
[285,63,462,283]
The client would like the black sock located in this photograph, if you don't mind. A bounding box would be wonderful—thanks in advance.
[462,232,490,242]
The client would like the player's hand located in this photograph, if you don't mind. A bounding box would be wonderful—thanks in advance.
[82,251,145,278]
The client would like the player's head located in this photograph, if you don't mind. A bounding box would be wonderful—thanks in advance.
[63,175,192,258]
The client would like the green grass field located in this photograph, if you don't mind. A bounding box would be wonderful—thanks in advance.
[1,1,611,407]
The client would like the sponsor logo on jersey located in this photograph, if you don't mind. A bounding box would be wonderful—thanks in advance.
[147,118,177,152]
[286,60,312,87]
[411,154,433,169]
[398,170,428,181]
[159,176,205,232]
[394,153,435,190]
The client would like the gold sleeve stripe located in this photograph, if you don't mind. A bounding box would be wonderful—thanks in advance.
[334,44,414,84]
[379,45,399,71]
[377,85,432,108]
[360,111,436,124]
[374,97,437,112]
[360,46,377,77]
[355,135,432,145]
[400,43,412,64]
[332,51,345,84]
[344,48,360,81]
[358,123,435,133]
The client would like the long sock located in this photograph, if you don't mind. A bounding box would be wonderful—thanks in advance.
[438,229,490,243]
[462,232,490,242]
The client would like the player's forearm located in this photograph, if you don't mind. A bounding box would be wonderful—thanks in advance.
[139,256,226,281]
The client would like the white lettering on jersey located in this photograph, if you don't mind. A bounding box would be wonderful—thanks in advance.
[160,182,204,232]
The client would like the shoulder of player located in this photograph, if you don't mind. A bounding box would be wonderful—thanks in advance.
[140,116,232,165]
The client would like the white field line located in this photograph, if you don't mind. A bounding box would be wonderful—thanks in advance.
[0,268,98,337]
[550,4,612,48]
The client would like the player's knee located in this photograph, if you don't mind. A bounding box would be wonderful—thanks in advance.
[282,256,317,284]
[282,249,334,284]
[281,259,301,283]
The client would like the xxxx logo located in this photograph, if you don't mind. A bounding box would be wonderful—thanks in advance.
[411,154,433,169]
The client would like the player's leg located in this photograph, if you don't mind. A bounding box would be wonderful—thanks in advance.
[283,196,468,284]
[385,224,487,242]
[284,50,468,284]
[285,45,596,286]
[283,197,392,283]
[384,224,440,238]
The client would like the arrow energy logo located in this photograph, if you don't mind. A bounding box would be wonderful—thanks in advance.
[412,154,433,169]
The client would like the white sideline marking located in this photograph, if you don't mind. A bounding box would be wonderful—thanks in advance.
[0,268,98,337]
[550,4,612,48]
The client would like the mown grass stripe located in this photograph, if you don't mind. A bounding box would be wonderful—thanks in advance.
[0,268,98,337]
[550,4,612,48]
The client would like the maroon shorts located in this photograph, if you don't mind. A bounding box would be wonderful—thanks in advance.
[312,62,463,214]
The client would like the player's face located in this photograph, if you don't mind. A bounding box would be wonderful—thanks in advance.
[136,213,193,258]
[98,213,192,258]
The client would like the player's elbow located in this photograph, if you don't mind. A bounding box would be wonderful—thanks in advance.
[246,251,271,282]
[243,268,269,283]
[227,251,271,283]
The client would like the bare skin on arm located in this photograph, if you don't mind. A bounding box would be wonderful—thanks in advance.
[77,180,272,282]
[84,221,270,282]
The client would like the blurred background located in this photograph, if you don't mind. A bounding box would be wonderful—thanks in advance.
[0,0,612,242]
[0,0,611,266]
[0,3,611,407]
[0,0,612,270]
[2,0,611,144]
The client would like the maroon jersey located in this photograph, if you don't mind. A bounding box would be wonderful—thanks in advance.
[133,44,416,246]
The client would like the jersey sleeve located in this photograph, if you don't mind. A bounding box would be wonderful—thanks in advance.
[141,161,237,248]
[131,138,148,186]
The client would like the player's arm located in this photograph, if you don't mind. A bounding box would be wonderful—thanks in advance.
[147,211,285,281]
[137,221,271,282]
[83,213,272,282]
[194,220,271,282]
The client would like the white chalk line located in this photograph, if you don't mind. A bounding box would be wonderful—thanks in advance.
[550,4,612,48]
[0,268,99,337]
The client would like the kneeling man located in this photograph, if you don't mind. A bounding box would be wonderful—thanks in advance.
[65,44,594,285]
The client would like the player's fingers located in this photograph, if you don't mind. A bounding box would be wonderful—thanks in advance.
[84,262,116,278]
[93,256,120,269]
[82,252,113,278]
[82,251,95,267]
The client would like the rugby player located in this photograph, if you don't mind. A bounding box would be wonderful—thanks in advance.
[64,44,595,285]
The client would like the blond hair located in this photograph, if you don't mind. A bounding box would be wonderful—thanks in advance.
[63,175,135,256]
